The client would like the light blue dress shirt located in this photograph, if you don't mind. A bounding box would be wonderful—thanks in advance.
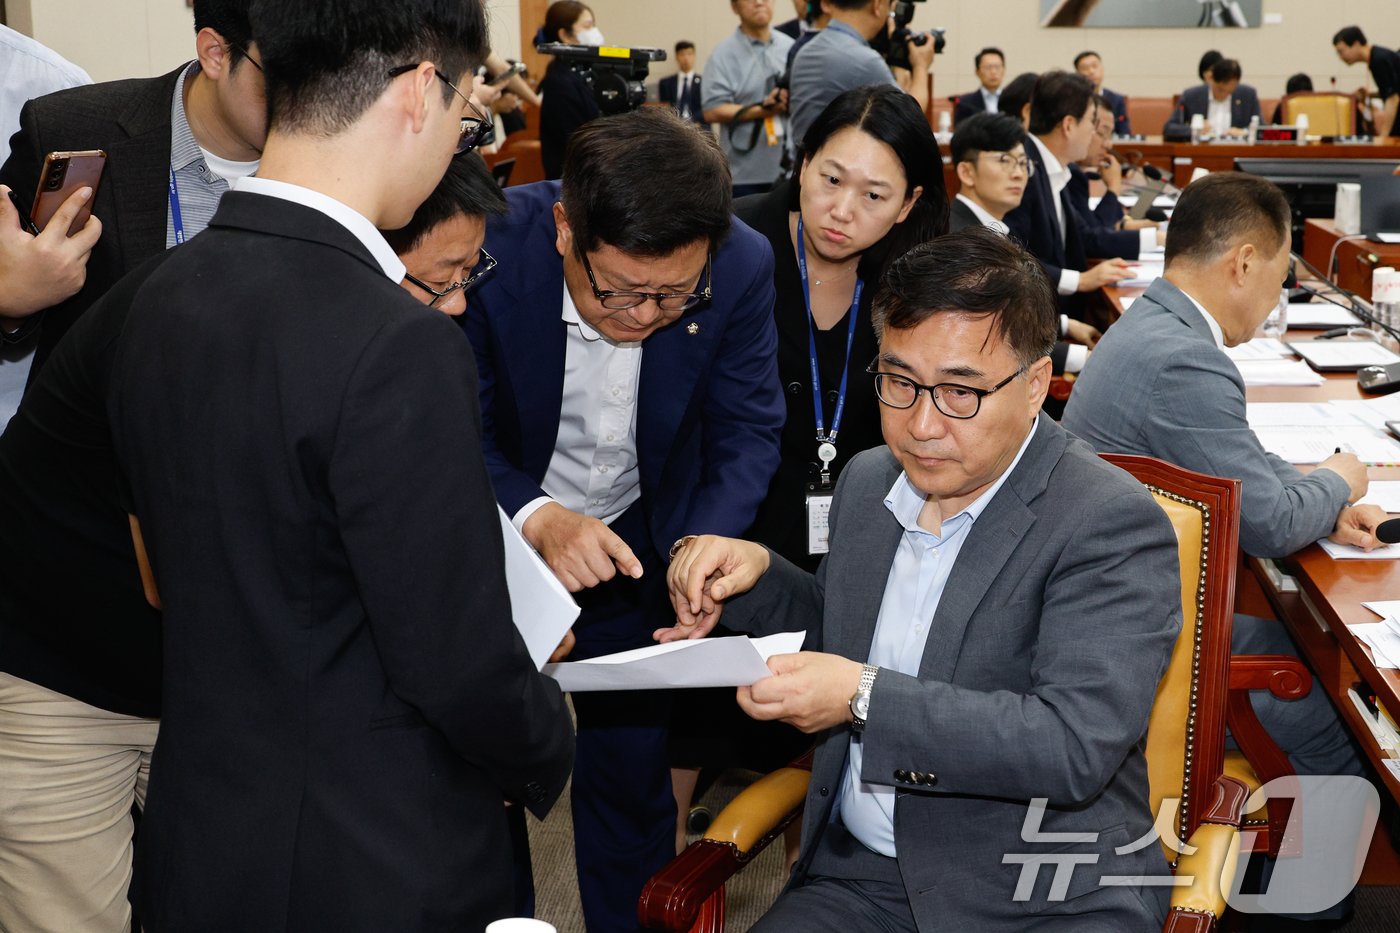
[0,25,90,169]
[837,416,1039,857]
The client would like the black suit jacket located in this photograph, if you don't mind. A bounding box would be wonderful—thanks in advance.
[108,193,574,930]
[946,196,983,233]
[952,88,993,126]
[1164,83,1262,136]
[0,66,184,385]
[539,59,600,180]
[1003,135,1087,306]
[1066,164,1140,260]
[1101,87,1132,135]
[659,72,706,125]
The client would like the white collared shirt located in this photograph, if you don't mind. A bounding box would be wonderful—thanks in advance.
[1029,135,1080,296]
[232,176,405,281]
[980,86,1000,113]
[839,416,1041,857]
[955,193,1009,235]
[511,281,644,533]
[1208,95,1232,138]
[1177,286,1227,348]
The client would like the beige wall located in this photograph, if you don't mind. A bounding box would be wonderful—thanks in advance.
[582,0,1399,101]
[7,0,524,83]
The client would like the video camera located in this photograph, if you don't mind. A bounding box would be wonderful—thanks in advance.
[883,0,947,73]
[535,43,666,115]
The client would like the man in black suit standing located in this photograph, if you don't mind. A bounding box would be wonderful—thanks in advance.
[107,1,574,928]
[952,47,1005,127]
[658,40,706,125]
[0,0,266,386]
[1165,58,1262,138]
[1074,50,1132,135]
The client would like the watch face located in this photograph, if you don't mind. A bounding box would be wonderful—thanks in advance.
[853,692,871,720]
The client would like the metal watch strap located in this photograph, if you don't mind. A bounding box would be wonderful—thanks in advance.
[850,663,879,732]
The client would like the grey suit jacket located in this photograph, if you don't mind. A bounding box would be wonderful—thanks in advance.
[1063,277,1349,557]
[723,417,1181,931]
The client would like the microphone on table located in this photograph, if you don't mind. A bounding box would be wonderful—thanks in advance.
[1374,518,1400,544]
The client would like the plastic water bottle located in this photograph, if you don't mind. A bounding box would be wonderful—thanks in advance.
[1189,113,1205,144]
[1296,111,1309,144]
[1374,268,1400,352]
[1247,115,1259,143]
[1262,288,1288,341]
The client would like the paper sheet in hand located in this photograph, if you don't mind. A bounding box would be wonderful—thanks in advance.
[498,506,580,669]
[544,631,806,692]
[1117,259,1164,287]
[1317,538,1400,560]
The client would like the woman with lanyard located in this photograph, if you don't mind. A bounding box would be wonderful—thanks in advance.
[667,84,946,857]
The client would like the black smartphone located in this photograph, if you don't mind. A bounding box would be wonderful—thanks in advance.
[7,188,40,235]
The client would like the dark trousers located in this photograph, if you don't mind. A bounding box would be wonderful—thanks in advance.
[567,506,677,933]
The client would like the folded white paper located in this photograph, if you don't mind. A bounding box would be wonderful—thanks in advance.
[1317,538,1400,560]
[544,630,807,692]
[498,506,580,670]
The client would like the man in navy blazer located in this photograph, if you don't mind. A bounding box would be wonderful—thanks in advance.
[1074,51,1132,135]
[1165,57,1261,138]
[465,108,783,932]
[658,41,706,125]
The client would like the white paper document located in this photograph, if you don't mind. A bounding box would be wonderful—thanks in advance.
[1330,395,1400,429]
[1289,341,1400,370]
[1231,359,1325,386]
[1252,425,1400,465]
[1118,296,1138,312]
[1117,259,1165,288]
[1317,538,1400,560]
[1285,304,1362,328]
[498,506,580,670]
[544,630,807,692]
[1358,481,1400,513]
[1224,338,1291,362]
[1246,402,1360,428]
[1349,624,1400,669]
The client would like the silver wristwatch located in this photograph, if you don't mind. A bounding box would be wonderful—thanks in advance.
[849,664,879,733]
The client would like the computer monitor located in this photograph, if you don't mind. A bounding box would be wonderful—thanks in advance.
[1360,175,1400,241]
[1234,157,1400,251]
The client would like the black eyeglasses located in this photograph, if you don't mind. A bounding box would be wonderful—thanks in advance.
[866,360,1024,419]
[404,248,497,307]
[232,44,263,72]
[971,151,1035,177]
[580,251,712,312]
[386,64,495,153]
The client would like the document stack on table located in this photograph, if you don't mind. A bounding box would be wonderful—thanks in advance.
[1226,338,1325,386]
[1246,402,1400,465]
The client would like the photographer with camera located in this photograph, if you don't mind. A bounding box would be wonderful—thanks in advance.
[788,0,934,146]
[703,0,794,198]
[538,1,602,179]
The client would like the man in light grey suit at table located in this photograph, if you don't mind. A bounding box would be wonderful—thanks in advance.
[1064,169,1378,809]
[660,227,1182,932]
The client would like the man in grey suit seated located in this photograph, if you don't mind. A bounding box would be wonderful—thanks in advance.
[661,228,1183,932]
[1063,172,1375,826]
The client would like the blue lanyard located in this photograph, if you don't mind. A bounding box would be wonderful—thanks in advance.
[168,168,186,245]
[796,216,862,446]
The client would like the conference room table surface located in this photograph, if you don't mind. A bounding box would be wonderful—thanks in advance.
[1102,279,1400,811]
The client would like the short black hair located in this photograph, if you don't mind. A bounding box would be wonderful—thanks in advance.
[1073,50,1100,69]
[561,108,732,256]
[975,47,1004,69]
[382,152,506,255]
[1198,49,1222,81]
[824,0,872,9]
[872,226,1056,368]
[951,111,1026,164]
[1285,72,1314,95]
[998,72,1039,124]
[250,0,487,136]
[1165,173,1289,269]
[675,40,695,54]
[1333,25,1366,47]
[1027,70,1095,137]
[194,0,254,69]
[793,84,948,282]
[1210,58,1242,83]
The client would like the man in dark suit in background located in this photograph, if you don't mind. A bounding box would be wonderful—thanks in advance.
[952,46,1005,126]
[107,1,574,928]
[1074,50,1131,135]
[466,108,783,932]
[0,0,265,386]
[658,40,705,125]
[0,4,265,930]
[1004,71,1134,313]
[1165,57,1262,138]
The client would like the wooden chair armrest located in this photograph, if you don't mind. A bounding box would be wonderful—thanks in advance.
[638,766,811,932]
[1166,776,1249,930]
[1228,654,1312,699]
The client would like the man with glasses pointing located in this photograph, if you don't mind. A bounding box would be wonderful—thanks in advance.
[465,106,783,933]
[661,227,1181,932]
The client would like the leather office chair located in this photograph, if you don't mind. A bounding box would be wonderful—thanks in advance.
[1281,92,1357,137]
[638,455,1258,933]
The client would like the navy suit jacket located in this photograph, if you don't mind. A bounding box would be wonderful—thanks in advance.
[1101,86,1132,135]
[1066,164,1140,260]
[1003,135,1087,305]
[659,73,706,125]
[465,181,784,559]
[952,88,994,126]
[1164,83,1262,136]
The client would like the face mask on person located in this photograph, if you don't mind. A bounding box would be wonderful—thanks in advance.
[575,27,605,46]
